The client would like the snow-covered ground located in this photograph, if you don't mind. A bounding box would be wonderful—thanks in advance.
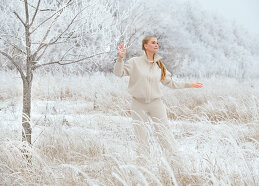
[0,71,258,185]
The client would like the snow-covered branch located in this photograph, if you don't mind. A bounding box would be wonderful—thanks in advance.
[32,51,112,70]
[30,0,41,27]
[13,11,25,26]
[0,50,25,79]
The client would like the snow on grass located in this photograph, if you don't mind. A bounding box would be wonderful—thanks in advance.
[0,71,258,185]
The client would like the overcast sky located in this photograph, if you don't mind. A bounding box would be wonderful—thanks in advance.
[191,0,259,36]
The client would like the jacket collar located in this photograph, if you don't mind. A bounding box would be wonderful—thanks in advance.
[141,52,162,64]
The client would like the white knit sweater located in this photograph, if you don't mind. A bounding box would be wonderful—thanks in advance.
[113,53,191,103]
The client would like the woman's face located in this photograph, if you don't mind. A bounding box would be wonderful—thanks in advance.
[144,37,159,53]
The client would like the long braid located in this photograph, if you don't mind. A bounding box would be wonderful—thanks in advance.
[157,60,166,81]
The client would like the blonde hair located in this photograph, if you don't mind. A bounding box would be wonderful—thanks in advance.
[142,36,166,81]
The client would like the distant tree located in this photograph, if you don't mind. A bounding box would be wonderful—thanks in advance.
[142,0,259,78]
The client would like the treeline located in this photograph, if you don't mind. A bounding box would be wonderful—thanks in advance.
[0,0,258,78]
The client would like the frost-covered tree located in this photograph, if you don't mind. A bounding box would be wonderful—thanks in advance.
[0,0,143,145]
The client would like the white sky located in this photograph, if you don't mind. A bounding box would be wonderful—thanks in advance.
[191,0,259,36]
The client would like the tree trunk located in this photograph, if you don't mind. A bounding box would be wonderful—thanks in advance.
[22,0,32,145]
[22,78,32,144]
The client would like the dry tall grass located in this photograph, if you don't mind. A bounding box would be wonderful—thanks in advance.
[0,71,258,185]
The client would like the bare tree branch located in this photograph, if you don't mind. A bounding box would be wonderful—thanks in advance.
[32,51,111,70]
[31,41,69,45]
[0,50,26,80]
[30,0,41,27]
[0,37,26,55]
[32,5,88,59]
[13,11,25,26]
[47,4,91,46]
[34,46,47,62]
[34,40,70,62]
[30,1,72,34]
[18,0,55,11]
[32,13,62,58]
[55,46,74,63]
[24,0,29,25]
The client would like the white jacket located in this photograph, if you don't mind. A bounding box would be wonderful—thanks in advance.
[113,53,191,103]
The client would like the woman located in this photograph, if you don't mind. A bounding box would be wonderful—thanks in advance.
[113,36,203,158]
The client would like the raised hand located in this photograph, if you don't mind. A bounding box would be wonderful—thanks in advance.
[118,43,126,58]
[191,82,203,88]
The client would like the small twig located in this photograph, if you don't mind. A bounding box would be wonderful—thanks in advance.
[13,11,25,26]
[30,0,41,27]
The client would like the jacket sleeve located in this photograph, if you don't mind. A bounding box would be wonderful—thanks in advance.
[161,70,192,89]
[113,57,133,77]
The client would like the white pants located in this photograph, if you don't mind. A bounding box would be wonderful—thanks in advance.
[131,97,177,156]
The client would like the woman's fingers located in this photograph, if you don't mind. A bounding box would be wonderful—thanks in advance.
[195,82,203,88]
[119,48,125,53]
[191,82,203,88]
[119,43,126,57]
[119,43,124,49]
[119,49,126,54]
[119,43,125,50]
[119,43,126,49]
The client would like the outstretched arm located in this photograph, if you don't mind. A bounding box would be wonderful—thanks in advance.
[161,70,203,89]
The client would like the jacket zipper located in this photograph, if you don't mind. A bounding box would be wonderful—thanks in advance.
[147,63,153,103]
[149,65,153,102]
